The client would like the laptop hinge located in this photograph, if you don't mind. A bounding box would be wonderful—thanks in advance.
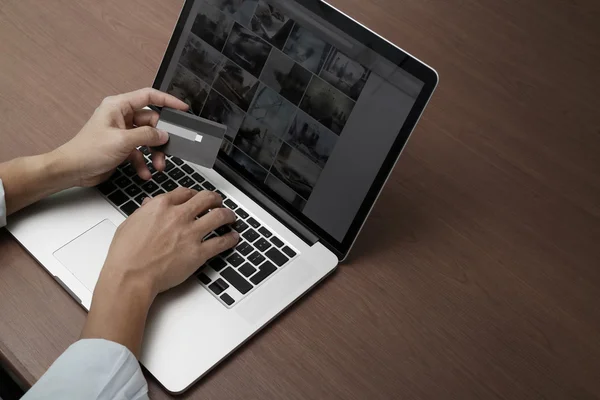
[214,159,319,246]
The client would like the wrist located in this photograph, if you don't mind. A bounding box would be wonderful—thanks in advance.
[96,263,157,309]
[82,263,157,357]
[42,149,81,190]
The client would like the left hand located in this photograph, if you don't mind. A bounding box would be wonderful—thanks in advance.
[56,88,189,187]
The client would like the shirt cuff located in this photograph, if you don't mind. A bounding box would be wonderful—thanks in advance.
[0,179,6,228]
[23,339,148,400]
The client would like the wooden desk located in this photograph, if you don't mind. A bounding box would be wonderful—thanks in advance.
[1,0,599,398]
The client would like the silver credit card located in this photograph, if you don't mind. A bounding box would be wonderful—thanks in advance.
[154,108,227,169]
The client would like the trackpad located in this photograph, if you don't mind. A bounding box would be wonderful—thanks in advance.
[53,219,117,293]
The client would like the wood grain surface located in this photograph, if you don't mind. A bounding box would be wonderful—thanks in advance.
[1,0,599,398]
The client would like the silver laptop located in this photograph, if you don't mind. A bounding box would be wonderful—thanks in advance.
[7,0,437,393]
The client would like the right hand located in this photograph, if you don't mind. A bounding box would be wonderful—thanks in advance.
[55,88,189,188]
[100,187,239,298]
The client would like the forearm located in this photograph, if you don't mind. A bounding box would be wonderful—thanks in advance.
[81,269,156,358]
[0,150,77,216]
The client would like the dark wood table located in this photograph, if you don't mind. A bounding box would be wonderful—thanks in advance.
[1,0,599,398]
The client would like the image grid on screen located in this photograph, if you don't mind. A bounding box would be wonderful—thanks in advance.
[166,0,373,212]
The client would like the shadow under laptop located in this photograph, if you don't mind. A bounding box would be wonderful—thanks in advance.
[344,184,425,264]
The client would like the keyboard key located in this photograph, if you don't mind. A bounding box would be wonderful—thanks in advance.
[132,175,146,186]
[232,220,249,233]
[141,181,159,193]
[153,172,168,183]
[220,293,235,306]
[108,190,128,206]
[164,160,175,172]
[203,181,216,191]
[235,208,249,219]
[250,262,277,285]
[239,263,256,277]
[178,176,194,188]
[270,237,284,248]
[242,229,259,243]
[134,193,149,205]
[265,248,289,267]
[182,164,194,174]
[139,146,150,155]
[168,168,184,180]
[247,217,260,229]
[224,199,238,210]
[146,162,157,174]
[171,156,184,166]
[221,267,252,294]
[191,173,205,183]
[215,190,227,200]
[258,227,272,238]
[120,201,139,216]
[255,238,271,252]
[209,257,227,272]
[161,179,178,192]
[282,246,297,258]
[122,164,137,177]
[220,248,234,258]
[191,185,203,191]
[215,225,231,236]
[217,278,229,290]
[248,251,266,266]
[152,188,165,197]
[226,253,244,268]
[236,242,253,256]
[114,176,131,188]
[208,278,229,295]
[124,184,142,197]
[97,181,116,195]
[197,272,211,285]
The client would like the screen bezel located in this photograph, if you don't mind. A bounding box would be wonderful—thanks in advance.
[152,0,438,260]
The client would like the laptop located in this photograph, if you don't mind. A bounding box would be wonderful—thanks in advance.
[7,0,437,393]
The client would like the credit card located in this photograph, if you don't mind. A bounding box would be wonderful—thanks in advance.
[154,108,227,169]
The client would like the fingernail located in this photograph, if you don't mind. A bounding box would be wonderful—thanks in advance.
[158,129,169,142]
[232,231,240,240]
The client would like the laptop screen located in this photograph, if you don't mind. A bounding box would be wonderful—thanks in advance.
[157,0,436,254]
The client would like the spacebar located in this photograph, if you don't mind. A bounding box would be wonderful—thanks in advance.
[221,267,252,294]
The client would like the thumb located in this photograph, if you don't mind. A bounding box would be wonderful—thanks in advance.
[126,126,169,148]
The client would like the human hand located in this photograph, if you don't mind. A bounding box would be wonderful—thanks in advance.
[101,187,238,297]
[55,88,188,187]
[82,188,239,355]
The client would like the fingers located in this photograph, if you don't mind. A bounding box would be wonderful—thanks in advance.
[132,109,160,128]
[195,206,237,237]
[200,232,240,260]
[117,88,189,113]
[142,196,152,206]
[126,125,169,148]
[164,187,197,205]
[127,149,151,180]
[131,110,167,171]
[150,149,166,171]
[183,190,223,219]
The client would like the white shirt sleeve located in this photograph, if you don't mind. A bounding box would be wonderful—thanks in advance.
[0,179,6,228]
[22,339,149,400]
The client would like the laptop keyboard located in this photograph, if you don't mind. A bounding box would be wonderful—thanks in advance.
[96,147,299,308]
